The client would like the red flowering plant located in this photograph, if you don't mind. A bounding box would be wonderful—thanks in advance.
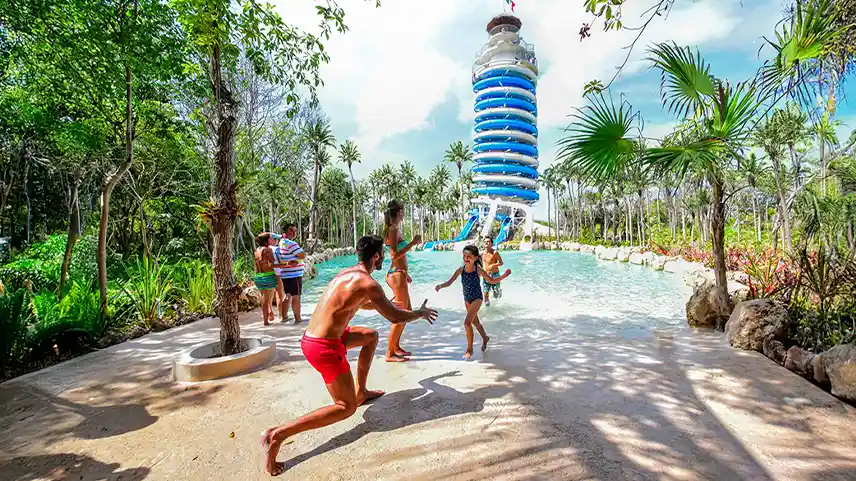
[742,249,798,301]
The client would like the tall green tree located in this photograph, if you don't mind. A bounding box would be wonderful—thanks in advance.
[444,141,473,222]
[173,0,375,354]
[2,0,188,317]
[304,119,336,247]
[338,139,360,246]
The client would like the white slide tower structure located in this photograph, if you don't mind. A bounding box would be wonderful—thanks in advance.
[470,13,539,246]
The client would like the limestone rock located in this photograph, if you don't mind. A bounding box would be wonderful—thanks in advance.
[821,343,856,402]
[686,283,732,330]
[728,280,750,304]
[784,346,816,378]
[725,299,789,352]
[597,247,618,261]
[650,255,669,271]
[238,285,261,312]
[569,242,582,251]
[763,337,788,366]
[580,244,596,254]
[616,248,631,262]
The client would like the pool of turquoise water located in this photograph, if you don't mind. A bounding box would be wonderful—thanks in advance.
[302,251,692,341]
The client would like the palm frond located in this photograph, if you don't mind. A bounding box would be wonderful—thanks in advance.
[556,94,640,181]
[647,42,716,119]
[706,81,761,149]
[759,0,847,106]
[645,138,721,181]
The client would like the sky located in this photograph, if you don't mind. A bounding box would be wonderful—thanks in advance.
[279,0,856,218]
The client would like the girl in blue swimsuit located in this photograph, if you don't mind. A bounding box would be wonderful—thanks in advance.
[435,245,511,359]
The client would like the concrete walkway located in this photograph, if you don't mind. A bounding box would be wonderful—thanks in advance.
[1,309,855,481]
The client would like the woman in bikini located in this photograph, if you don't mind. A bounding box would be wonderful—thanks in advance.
[253,233,295,326]
[383,199,421,362]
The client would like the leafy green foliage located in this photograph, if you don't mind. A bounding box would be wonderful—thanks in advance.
[0,288,31,369]
[121,257,174,329]
[176,260,214,314]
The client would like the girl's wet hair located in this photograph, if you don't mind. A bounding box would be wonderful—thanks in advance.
[462,245,483,267]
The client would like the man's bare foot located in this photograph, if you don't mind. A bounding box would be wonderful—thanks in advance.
[464,350,473,360]
[385,354,410,363]
[293,318,302,325]
[356,389,385,405]
[481,336,490,352]
[264,321,271,326]
[394,348,412,357]
[261,429,285,476]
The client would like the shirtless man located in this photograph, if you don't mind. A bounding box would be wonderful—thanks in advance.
[261,235,438,476]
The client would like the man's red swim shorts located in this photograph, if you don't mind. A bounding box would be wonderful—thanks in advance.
[301,327,350,384]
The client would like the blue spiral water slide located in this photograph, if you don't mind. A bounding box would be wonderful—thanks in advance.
[470,26,540,205]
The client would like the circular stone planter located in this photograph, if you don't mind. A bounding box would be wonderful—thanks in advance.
[172,337,276,382]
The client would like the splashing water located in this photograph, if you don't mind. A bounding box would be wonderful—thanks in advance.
[302,251,692,342]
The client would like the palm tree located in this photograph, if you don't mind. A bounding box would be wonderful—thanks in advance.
[305,119,336,245]
[559,43,762,307]
[543,166,556,240]
[429,165,451,239]
[444,141,473,222]
[399,161,417,237]
[338,139,361,246]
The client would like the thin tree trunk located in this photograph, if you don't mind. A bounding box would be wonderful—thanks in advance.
[58,175,81,300]
[349,167,357,247]
[210,43,241,355]
[98,64,135,319]
[23,151,31,244]
[772,161,792,253]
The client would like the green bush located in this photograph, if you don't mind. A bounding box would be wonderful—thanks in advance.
[0,288,32,369]
[0,258,58,292]
[0,234,68,291]
[121,256,174,329]
[69,235,98,283]
[176,260,214,314]
[27,281,105,354]
[233,255,254,287]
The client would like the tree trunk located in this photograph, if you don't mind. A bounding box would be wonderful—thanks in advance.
[210,44,241,355]
[711,174,729,303]
[771,160,792,253]
[58,176,81,300]
[308,158,320,244]
[98,64,135,320]
[349,167,358,247]
[23,150,31,245]
[546,188,552,240]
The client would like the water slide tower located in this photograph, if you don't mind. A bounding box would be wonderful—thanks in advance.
[470,13,539,245]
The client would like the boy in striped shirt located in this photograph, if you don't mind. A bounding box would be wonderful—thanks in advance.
[276,224,306,323]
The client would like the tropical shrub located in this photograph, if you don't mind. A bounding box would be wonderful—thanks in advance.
[0,287,32,369]
[233,255,255,287]
[0,258,58,291]
[789,248,856,350]
[121,257,174,329]
[177,260,214,314]
[743,250,798,300]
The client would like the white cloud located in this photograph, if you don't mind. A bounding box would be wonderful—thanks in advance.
[280,0,473,156]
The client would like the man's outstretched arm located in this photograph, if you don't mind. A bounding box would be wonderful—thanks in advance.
[363,281,437,324]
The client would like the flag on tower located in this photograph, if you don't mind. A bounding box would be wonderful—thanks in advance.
[505,0,516,12]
